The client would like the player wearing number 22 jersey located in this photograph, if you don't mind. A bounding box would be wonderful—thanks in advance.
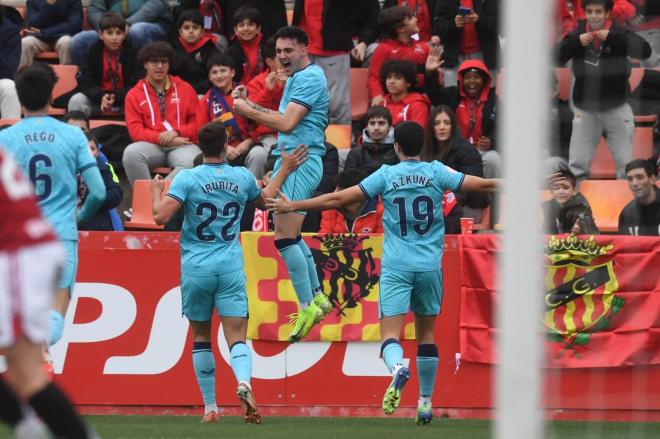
[266,122,499,426]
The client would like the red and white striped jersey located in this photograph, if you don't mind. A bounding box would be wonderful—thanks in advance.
[0,147,57,251]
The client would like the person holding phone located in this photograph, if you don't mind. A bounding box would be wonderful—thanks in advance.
[430,0,499,86]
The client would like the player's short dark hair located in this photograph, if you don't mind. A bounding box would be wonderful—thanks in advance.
[138,42,175,66]
[365,106,392,125]
[583,0,613,11]
[333,169,366,189]
[274,26,308,46]
[198,122,228,157]
[206,53,236,71]
[177,9,204,29]
[380,59,417,93]
[378,5,412,40]
[15,63,57,111]
[99,12,127,32]
[555,168,577,188]
[63,110,90,125]
[394,121,425,156]
[233,6,261,28]
[262,35,277,61]
[625,159,657,178]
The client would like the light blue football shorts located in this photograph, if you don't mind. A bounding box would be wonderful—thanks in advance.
[272,154,323,212]
[378,267,444,318]
[58,240,78,292]
[180,269,248,321]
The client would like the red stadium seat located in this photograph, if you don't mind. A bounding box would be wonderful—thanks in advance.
[34,52,58,62]
[124,179,171,230]
[325,124,352,149]
[0,119,20,126]
[579,180,631,233]
[350,68,369,121]
[89,119,126,129]
[590,126,654,179]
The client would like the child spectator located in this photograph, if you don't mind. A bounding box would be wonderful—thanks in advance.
[558,0,651,182]
[68,13,141,116]
[226,7,265,86]
[171,10,221,95]
[380,60,430,128]
[79,133,124,231]
[431,0,499,86]
[196,54,267,178]
[122,42,200,186]
[425,58,501,178]
[382,0,434,42]
[368,6,430,105]
[541,169,599,235]
[619,159,659,236]
[69,0,172,66]
[344,106,399,177]
[319,169,384,234]
[245,35,286,176]
[19,0,82,68]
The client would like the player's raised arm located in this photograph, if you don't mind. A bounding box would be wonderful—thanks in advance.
[233,98,309,134]
[253,144,308,210]
[459,175,500,193]
[266,185,366,214]
[151,174,181,225]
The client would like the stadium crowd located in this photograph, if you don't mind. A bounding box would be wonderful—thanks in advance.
[0,0,658,235]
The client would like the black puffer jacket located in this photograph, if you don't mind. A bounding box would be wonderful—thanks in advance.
[421,132,489,209]
[541,193,600,235]
[344,128,399,177]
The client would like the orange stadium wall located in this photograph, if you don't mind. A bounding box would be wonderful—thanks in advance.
[6,232,657,419]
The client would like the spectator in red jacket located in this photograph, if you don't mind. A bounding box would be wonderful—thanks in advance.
[319,169,384,234]
[245,35,285,174]
[368,5,430,105]
[380,59,430,128]
[226,7,266,85]
[196,53,267,178]
[122,42,200,186]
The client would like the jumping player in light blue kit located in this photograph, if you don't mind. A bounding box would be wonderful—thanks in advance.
[232,25,333,342]
[267,122,499,424]
[0,64,106,352]
[150,121,307,424]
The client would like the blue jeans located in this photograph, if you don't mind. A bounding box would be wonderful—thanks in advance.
[70,23,167,65]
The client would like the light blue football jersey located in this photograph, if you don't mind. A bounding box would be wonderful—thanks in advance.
[359,160,465,272]
[167,163,261,276]
[0,116,97,241]
[274,63,329,157]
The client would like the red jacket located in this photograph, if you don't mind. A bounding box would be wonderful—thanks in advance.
[368,38,429,99]
[246,69,284,141]
[196,88,249,147]
[125,76,199,144]
[382,92,431,128]
[320,199,384,234]
[455,59,492,143]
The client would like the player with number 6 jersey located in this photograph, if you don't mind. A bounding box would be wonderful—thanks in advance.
[0,64,106,351]
[267,122,499,425]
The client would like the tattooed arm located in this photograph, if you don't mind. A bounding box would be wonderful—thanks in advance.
[233,98,309,133]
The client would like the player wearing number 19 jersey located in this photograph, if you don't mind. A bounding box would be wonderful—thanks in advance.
[0,64,106,349]
[150,121,307,424]
[266,122,499,425]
